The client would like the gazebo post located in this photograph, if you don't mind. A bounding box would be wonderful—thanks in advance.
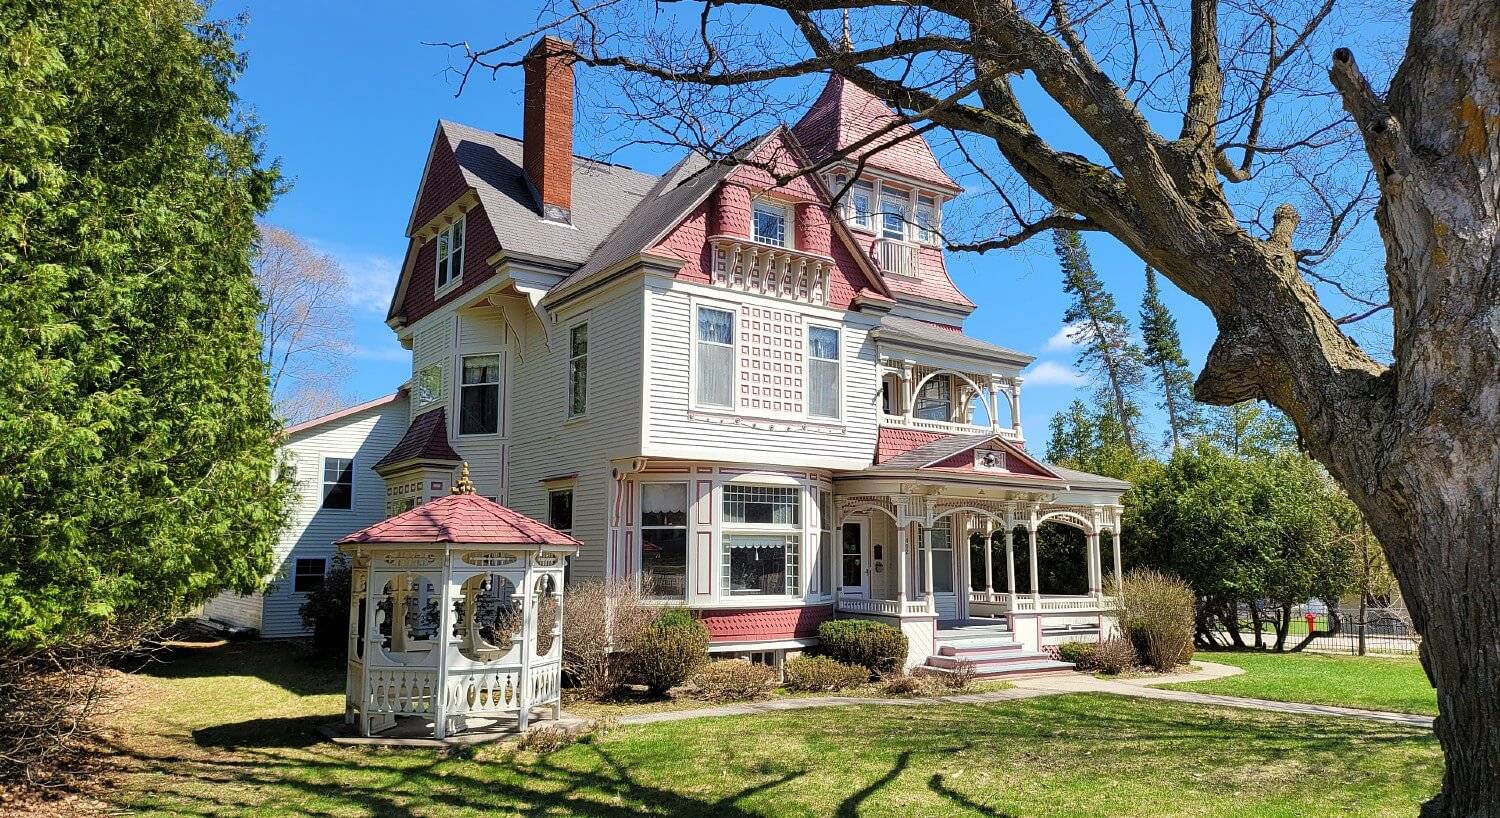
[517,555,535,732]
[358,565,376,737]
[432,547,454,739]
[552,570,564,720]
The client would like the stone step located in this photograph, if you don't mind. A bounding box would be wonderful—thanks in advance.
[936,643,1026,659]
[934,628,1017,643]
[922,658,1075,679]
[926,650,1053,670]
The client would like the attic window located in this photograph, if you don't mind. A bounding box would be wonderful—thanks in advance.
[436,215,465,291]
[850,180,874,229]
[916,194,938,244]
[752,201,788,247]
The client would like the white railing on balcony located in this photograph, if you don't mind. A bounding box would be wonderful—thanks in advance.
[709,237,832,305]
[837,596,934,617]
[881,413,1022,440]
[968,592,1118,614]
[875,238,918,278]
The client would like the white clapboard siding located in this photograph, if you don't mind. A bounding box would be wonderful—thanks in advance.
[507,282,645,581]
[200,590,263,632]
[447,306,509,502]
[642,280,880,468]
[257,394,410,637]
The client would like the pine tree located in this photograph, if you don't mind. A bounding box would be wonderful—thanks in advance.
[1138,266,1200,448]
[1044,399,1141,480]
[0,2,289,647]
[1052,228,1147,454]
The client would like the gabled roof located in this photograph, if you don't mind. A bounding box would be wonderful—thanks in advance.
[283,391,405,437]
[373,408,461,474]
[875,315,1033,368]
[864,429,1130,491]
[337,492,581,547]
[792,74,961,193]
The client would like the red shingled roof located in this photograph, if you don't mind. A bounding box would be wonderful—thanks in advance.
[793,74,961,192]
[875,427,946,464]
[337,493,581,546]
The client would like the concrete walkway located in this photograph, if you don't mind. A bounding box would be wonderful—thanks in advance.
[612,660,1435,730]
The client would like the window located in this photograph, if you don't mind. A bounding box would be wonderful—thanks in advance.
[722,485,801,597]
[916,194,937,243]
[818,489,835,596]
[459,354,499,435]
[850,180,874,229]
[640,483,688,599]
[436,215,466,290]
[913,376,952,421]
[917,522,955,594]
[880,192,908,240]
[414,364,443,406]
[568,323,588,418]
[751,201,788,247]
[387,496,417,517]
[807,326,840,419]
[695,306,734,408]
[293,558,327,593]
[547,488,573,534]
[322,457,352,509]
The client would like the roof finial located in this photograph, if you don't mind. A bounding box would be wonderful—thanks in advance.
[451,462,476,495]
[839,9,853,52]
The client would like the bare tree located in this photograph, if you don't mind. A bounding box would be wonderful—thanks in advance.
[253,224,353,425]
[445,1,1496,811]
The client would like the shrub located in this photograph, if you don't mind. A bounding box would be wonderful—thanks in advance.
[817,620,908,676]
[1116,569,1196,672]
[299,553,353,657]
[1057,641,1097,670]
[784,656,868,692]
[880,671,933,697]
[688,659,777,702]
[629,609,709,694]
[562,579,659,700]
[926,660,976,691]
[1092,635,1138,674]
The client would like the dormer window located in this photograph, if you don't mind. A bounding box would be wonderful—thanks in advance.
[916,194,938,244]
[850,179,874,230]
[436,215,465,290]
[751,201,788,247]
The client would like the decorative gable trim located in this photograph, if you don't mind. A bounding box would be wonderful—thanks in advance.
[412,190,478,243]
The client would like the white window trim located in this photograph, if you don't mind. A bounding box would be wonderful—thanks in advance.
[566,320,589,421]
[804,319,844,422]
[433,214,467,298]
[915,193,941,245]
[750,198,794,248]
[879,185,912,242]
[719,482,805,601]
[455,350,503,437]
[636,478,691,601]
[689,298,739,413]
[846,177,876,233]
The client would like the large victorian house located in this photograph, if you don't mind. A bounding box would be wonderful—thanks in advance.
[205,38,1128,674]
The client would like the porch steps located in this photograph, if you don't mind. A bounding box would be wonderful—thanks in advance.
[924,622,1074,679]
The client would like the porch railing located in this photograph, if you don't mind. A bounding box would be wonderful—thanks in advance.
[875,238,917,277]
[968,592,1119,614]
[880,413,1022,440]
[837,596,933,617]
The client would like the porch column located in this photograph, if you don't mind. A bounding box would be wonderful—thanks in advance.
[901,363,915,422]
[988,380,1001,432]
[1004,524,1016,597]
[982,518,995,598]
[922,525,935,610]
[1010,378,1024,438]
[1113,523,1124,594]
[895,522,909,605]
[1086,531,1101,597]
[1027,525,1040,604]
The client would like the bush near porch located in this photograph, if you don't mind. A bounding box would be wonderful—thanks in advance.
[97,640,1442,817]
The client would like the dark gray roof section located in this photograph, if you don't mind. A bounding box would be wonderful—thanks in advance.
[1048,464,1132,490]
[543,136,773,305]
[438,121,659,266]
[872,433,996,470]
[874,315,1034,367]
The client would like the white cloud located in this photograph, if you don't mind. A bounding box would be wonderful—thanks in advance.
[339,251,402,314]
[1043,322,1087,352]
[1025,360,1087,387]
[351,338,410,363]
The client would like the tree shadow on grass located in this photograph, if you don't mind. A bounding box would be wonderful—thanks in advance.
[137,639,342,697]
[192,714,331,750]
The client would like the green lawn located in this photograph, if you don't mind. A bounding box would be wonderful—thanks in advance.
[103,641,1440,817]
[1164,650,1437,716]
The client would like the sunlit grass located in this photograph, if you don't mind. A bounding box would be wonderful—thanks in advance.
[1166,650,1437,716]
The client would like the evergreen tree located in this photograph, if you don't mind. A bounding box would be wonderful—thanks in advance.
[1138,266,1200,448]
[1045,399,1141,480]
[1052,228,1146,454]
[0,2,289,647]
[1205,402,1298,459]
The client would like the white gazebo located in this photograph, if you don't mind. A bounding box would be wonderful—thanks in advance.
[336,466,580,740]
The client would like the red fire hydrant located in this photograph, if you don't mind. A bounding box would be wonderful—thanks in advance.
[1305,612,1317,633]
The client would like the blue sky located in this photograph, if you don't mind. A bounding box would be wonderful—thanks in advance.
[232,1,1227,449]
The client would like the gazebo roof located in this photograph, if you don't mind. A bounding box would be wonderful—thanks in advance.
[336,492,581,547]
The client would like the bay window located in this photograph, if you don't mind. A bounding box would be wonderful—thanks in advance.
[721,485,801,596]
[640,483,688,599]
[695,306,734,408]
[807,326,840,419]
[459,354,499,435]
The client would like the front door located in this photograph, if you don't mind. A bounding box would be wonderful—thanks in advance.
[840,518,868,596]
[918,524,960,621]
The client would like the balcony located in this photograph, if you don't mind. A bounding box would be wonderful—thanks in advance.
[875,238,917,278]
[880,413,1022,440]
[708,236,832,306]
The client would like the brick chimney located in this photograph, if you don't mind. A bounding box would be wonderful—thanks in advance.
[523,37,575,222]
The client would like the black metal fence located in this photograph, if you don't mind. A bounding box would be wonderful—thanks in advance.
[1228,602,1419,657]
